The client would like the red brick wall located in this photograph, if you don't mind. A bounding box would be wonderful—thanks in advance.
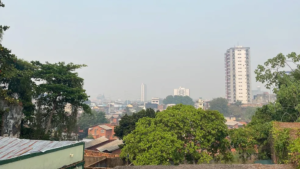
[111,149,121,155]
[85,150,119,158]
[88,125,117,140]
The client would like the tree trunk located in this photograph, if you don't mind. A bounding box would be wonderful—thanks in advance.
[45,107,55,134]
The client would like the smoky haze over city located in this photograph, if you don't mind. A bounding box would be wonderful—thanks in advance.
[1,0,299,101]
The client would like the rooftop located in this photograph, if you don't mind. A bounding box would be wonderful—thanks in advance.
[85,136,109,149]
[225,121,243,126]
[0,137,78,161]
[99,125,112,130]
[97,139,123,152]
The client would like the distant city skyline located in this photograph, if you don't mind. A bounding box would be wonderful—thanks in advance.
[140,83,147,102]
[1,1,299,100]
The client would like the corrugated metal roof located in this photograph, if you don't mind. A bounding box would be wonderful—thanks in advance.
[82,139,93,143]
[85,136,109,148]
[97,139,123,152]
[0,137,79,161]
[98,125,112,130]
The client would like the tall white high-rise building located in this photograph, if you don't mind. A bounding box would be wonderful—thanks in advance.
[225,46,251,104]
[174,86,190,96]
[141,83,147,102]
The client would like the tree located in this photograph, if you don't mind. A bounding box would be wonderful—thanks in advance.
[255,52,300,122]
[77,110,108,130]
[121,118,184,165]
[241,107,257,122]
[114,108,156,139]
[32,61,91,138]
[163,95,194,105]
[123,107,132,116]
[227,106,257,122]
[232,100,242,107]
[209,98,229,116]
[121,105,233,165]
[0,1,9,42]
[229,127,257,163]
[228,105,242,118]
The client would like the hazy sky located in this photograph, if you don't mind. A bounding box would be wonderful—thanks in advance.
[1,0,300,101]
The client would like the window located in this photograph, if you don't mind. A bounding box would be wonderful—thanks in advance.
[101,130,104,133]
[94,129,97,135]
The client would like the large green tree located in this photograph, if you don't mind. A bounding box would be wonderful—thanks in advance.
[229,127,257,163]
[209,98,229,116]
[231,52,300,161]
[114,108,156,139]
[121,104,233,165]
[32,61,91,138]
[255,52,300,122]
[77,110,108,130]
[163,95,194,105]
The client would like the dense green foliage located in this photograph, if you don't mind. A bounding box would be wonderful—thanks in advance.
[288,132,300,168]
[229,52,300,163]
[114,108,156,139]
[78,110,108,130]
[1,7,91,139]
[32,61,91,137]
[209,98,229,116]
[121,105,233,165]
[163,95,194,106]
[229,127,257,163]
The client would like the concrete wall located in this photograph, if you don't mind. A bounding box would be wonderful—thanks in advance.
[1,145,84,169]
[114,164,294,169]
[0,100,23,137]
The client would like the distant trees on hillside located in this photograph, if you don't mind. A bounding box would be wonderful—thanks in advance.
[163,95,194,105]
[209,98,229,116]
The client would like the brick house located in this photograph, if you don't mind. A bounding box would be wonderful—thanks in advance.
[88,124,116,140]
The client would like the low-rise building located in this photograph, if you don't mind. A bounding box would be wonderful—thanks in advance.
[157,104,164,112]
[166,104,176,108]
[195,97,204,109]
[97,139,124,154]
[105,114,121,125]
[252,92,276,104]
[145,103,158,110]
[0,137,84,169]
[151,98,160,104]
[225,121,243,129]
[88,124,117,140]
[84,136,110,150]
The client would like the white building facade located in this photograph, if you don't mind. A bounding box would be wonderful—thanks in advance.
[195,97,204,109]
[151,98,159,104]
[224,46,252,104]
[141,83,147,102]
[174,87,190,96]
